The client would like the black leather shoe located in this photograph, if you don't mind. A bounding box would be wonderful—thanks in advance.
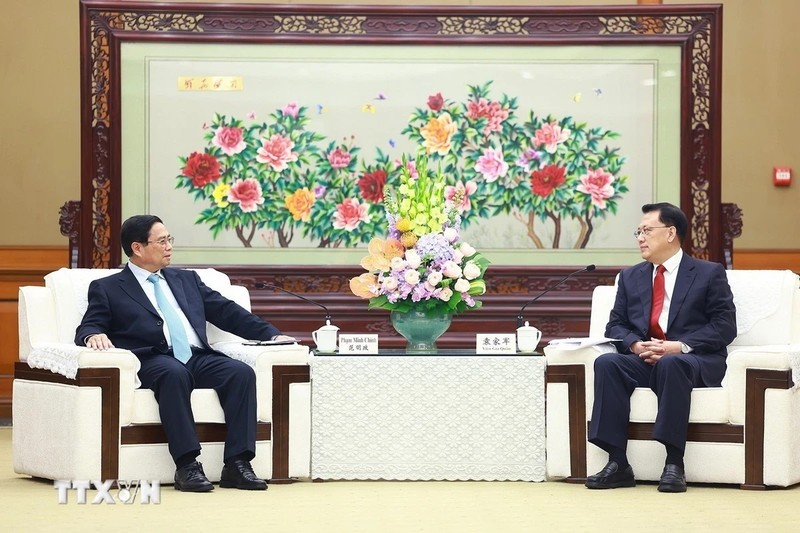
[658,464,687,493]
[220,459,268,490]
[174,461,214,492]
[585,461,636,489]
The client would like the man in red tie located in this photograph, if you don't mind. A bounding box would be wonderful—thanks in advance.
[585,203,737,492]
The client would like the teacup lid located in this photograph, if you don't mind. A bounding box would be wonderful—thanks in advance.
[317,319,339,331]
[517,321,539,331]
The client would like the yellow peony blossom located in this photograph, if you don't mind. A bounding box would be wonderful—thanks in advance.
[212,182,231,208]
[285,187,315,222]
[420,113,457,156]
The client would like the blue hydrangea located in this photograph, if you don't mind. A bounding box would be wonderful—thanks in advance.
[415,233,455,268]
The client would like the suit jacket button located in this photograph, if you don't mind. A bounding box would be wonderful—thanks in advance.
[157,321,163,326]
[160,340,166,345]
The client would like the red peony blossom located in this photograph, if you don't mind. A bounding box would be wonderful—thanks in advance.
[358,169,388,203]
[182,152,222,188]
[427,92,444,112]
[530,164,567,197]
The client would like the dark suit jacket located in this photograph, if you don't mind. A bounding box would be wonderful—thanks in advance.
[605,254,737,387]
[75,265,280,356]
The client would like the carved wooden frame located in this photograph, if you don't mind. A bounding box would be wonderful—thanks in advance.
[77,1,725,268]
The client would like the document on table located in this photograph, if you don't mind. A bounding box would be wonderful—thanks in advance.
[547,337,620,352]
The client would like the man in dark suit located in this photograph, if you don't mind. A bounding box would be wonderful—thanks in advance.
[75,215,295,492]
[585,203,736,493]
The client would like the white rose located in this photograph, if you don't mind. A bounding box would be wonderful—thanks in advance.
[443,261,462,279]
[443,227,459,243]
[405,249,422,269]
[463,261,481,280]
[454,278,471,293]
[438,287,454,301]
[426,271,443,286]
[459,242,476,258]
[381,276,398,291]
[391,256,407,271]
[452,249,464,263]
[404,269,421,285]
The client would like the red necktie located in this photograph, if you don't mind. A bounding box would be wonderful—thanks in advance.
[648,264,666,340]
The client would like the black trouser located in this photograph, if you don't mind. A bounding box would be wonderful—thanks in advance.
[137,350,257,464]
[588,352,702,454]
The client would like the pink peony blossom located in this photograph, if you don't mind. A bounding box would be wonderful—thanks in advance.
[327,148,352,169]
[227,178,264,213]
[576,168,615,209]
[445,180,477,213]
[475,148,509,182]
[256,134,298,172]
[332,198,370,231]
[466,98,509,135]
[533,122,571,154]
[212,126,247,156]
[282,102,300,118]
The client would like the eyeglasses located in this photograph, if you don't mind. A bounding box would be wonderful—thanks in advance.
[633,226,669,239]
[144,236,175,247]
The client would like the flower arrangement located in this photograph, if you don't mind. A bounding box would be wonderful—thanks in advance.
[350,156,490,316]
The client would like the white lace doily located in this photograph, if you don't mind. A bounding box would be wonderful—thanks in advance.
[25,343,141,388]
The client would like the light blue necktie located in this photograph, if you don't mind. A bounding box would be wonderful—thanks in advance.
[147,273,192,364]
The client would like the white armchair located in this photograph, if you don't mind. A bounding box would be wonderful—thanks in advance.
[545,269,800,489]
[13,267,312,484]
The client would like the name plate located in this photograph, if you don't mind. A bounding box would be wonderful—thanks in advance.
[338,334,379,354]
[476,334,517,354]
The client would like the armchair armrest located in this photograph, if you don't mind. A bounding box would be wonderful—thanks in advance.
[211,341,310,422]
[723,345,799,424]
[22,345,140,425]
[544,345,607,413]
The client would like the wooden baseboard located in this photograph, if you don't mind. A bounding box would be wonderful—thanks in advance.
[733,250,800,272]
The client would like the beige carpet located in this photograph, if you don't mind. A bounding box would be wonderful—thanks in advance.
[0,426,796,532]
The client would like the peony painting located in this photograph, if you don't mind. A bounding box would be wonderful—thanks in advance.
[120,41,681,265]
[176,81,629,250]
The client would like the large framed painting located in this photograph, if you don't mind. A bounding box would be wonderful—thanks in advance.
[78,1,724,267]
[74,1,727,343]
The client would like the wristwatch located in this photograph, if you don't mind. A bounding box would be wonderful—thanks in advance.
[680,342,692,354]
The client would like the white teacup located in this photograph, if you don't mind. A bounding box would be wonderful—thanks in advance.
[517,321,542,353]
[312,320,339,353]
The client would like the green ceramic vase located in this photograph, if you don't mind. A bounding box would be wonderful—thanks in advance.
[390,308,453,353]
